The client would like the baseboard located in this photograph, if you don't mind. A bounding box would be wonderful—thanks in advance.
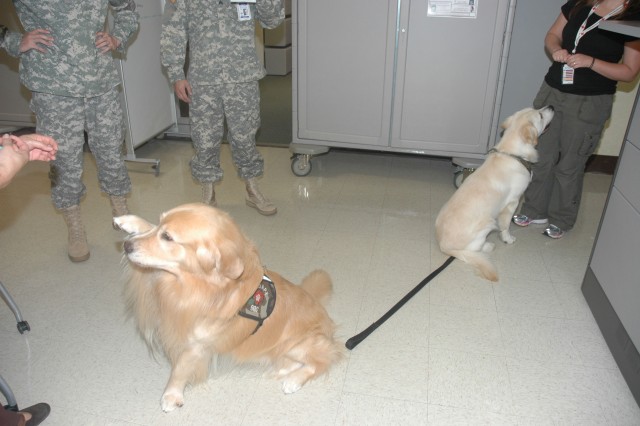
[586,154,618,175]
[582,266,640,406]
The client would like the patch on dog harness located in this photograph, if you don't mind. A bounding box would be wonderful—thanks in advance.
[487,148,532,175]
[238,275,276,334]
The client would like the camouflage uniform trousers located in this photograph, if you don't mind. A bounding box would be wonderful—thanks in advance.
[30,88,132,210]
[189,81,264,183]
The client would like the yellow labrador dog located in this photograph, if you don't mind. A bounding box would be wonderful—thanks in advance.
[114,204,342,412]
[435,106,555,282]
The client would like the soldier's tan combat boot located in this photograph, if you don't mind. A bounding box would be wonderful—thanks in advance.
[201,182,217,207]
[109,195,129,229]
[245,178,277,216]
[61,205,90,262]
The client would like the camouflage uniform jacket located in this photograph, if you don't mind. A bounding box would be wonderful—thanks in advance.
[161,0,284,85]
[2,1,138,97]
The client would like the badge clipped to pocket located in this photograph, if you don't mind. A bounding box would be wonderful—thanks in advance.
[237,3,252,21]
[562,64,574,85]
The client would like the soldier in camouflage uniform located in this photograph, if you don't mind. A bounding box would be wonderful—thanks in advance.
[161,0,284,215]
[2,1,139,262]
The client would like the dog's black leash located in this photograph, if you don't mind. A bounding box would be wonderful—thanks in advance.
[345,256,455,350]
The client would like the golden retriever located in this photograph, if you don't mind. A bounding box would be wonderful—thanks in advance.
[114,204,342,412]
[435,106,555,282]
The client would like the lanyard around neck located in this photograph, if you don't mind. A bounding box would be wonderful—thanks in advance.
[572,1,627,53]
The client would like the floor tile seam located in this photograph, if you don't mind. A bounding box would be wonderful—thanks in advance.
[501,353,621,376]
[499,340,589,366]
[18,330,148,363]
[426,401,518,420]
[427,325,508,358]
[490,276,568,296]
[338,389,431,406]
[427,343,513,360]
[329,357,357,425]
[427,340,507,358]
[495,308,570,323]
[426,347,517,416]
[68,406,148,426]
[371,232,433,246]
[504,357,623,419]
[427,299,500,313]
[547,275,588,288]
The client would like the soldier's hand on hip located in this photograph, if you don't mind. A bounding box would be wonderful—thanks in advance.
[20,29,54,54]
[95,32,121,54]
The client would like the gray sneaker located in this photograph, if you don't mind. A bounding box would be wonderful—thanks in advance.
[543,224,565,239]
[513,214,549,227]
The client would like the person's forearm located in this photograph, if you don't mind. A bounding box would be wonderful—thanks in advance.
[590,58,638,83]
[111,0,139,51]
[545,32,564,56]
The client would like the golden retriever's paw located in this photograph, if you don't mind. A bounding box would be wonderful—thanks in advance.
[282,380,303,394]
[500,231,516,244]
[114,215,155,235]
[112,216,126,231]
[161,390,184,412]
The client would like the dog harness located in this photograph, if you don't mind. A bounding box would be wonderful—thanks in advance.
[487,148,532,175]
[238,274,276,335]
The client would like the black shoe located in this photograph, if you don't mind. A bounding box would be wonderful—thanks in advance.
[21,402,51,426]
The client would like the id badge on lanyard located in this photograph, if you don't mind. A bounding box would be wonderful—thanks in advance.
[237,3,251,21]
[563,1,626,85]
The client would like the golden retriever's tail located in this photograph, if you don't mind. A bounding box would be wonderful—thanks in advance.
[446,249,498,282]
[301,269,333,305]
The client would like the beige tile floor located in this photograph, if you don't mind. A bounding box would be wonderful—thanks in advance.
[1,140,639,425]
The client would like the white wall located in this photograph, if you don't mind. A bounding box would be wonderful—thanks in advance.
[600,79,639,156]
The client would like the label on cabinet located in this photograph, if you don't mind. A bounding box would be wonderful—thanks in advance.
[428,0,477,18]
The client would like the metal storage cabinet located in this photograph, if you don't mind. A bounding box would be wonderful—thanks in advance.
[291,0,514,176]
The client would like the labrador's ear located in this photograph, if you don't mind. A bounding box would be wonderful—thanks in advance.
[520,123,538,146]
[113,215,155,235]
[501,115,514,130]
[197,240,244,280]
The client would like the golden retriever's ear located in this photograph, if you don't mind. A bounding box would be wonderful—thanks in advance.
[197,242,244,279]
[113,215,155,235]
[519,123,538,145]
[196,246,217,273]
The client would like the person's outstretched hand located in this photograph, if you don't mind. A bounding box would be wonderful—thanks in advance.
[13,133,58,161]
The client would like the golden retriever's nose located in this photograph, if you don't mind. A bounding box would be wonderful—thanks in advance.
[124,240,135,254]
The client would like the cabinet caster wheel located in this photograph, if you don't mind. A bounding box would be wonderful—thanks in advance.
[291,154,312,177]
[454,170,464,188]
